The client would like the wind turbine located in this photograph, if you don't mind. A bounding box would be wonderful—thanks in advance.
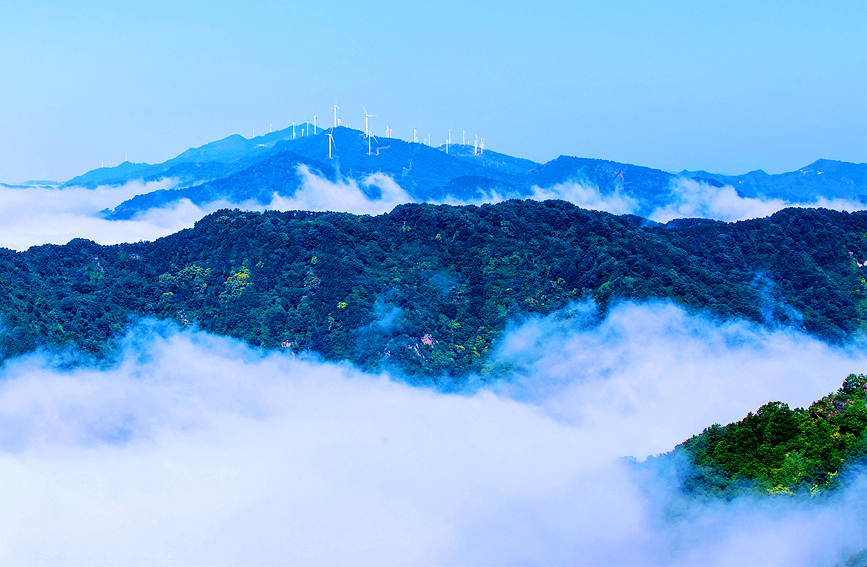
[313,115,317,133]
[413,129,418,143]
[327,128,337,159]
[474,135,478,156]
[293,120,296,139]
[362,105,377,138]
[333,104,339,128]
[480,137,485,154]
[462,130,465,145]
[368,130,378,156]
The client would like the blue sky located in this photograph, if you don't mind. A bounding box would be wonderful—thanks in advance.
[0,0,864,183]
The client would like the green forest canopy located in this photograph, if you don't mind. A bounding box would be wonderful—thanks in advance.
[675,373,867,499]
[2,200,867,379]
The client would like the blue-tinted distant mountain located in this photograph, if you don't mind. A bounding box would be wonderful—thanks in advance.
[528,156,679,214]
[680,159,867,202]
[268,127,533,197]
[0,180,61,189]
[106,150,337,220]
[62,123,324,189]
[104,127,536,218]
[62,161,155,188]
[60,124,866,219]
[445,144,541,177]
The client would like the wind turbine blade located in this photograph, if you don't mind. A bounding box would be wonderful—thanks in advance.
[362,104,368,115]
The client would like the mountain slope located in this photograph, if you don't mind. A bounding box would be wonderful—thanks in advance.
[2,200,866,378]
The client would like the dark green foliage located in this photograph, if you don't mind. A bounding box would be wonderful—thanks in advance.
[678,374,867,498]
[2,200,867,380]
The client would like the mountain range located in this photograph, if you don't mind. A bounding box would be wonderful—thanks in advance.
[42,126,866,220]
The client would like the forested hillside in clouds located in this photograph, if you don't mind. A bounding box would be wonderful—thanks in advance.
[2,199,867,378]
[661,373,867,500]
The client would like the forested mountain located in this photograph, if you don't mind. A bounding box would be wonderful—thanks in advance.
[46,126,866,220]
[2,200,867,380]
[652,373,867,501]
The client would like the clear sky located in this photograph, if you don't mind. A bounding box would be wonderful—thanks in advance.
[0,0,864,183]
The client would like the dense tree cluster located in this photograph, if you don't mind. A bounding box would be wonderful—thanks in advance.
[676,374,867,498]
[1,200,867,380]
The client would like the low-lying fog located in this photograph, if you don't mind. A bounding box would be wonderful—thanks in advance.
[0,302,863,565]
[1,167,864,250]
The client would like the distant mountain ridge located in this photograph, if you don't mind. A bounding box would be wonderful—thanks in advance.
[62,122,325,190]
[681,159,867,203]
[45,126,867,220]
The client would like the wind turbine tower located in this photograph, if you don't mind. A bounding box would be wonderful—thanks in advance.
[414,129,418,143]
[327,129,337,159]
[474,135,478,156]
[314,115,317,133]
[333,105,339,128]
[367,131,378,156]
[463,130,465,145]
[362,105,376,138]
[293,120,296,139]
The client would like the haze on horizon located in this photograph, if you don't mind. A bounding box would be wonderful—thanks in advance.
[0,0,864,184]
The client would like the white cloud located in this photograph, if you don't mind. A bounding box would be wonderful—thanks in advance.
[433,175,867,222]
[0,180,218,251]
[267,165,416,216]
[0,303,863,565]
[0,169,417,251]
[437,176,866,223]
[6,168,866,252]
[528,181,640,216]
[648,177,867,223]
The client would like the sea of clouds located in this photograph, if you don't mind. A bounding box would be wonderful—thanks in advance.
[2,167,865,250]
[0,303,864,565]
[0,170,865,564]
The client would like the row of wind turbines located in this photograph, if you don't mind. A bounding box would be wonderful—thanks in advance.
[268,104,486,159]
